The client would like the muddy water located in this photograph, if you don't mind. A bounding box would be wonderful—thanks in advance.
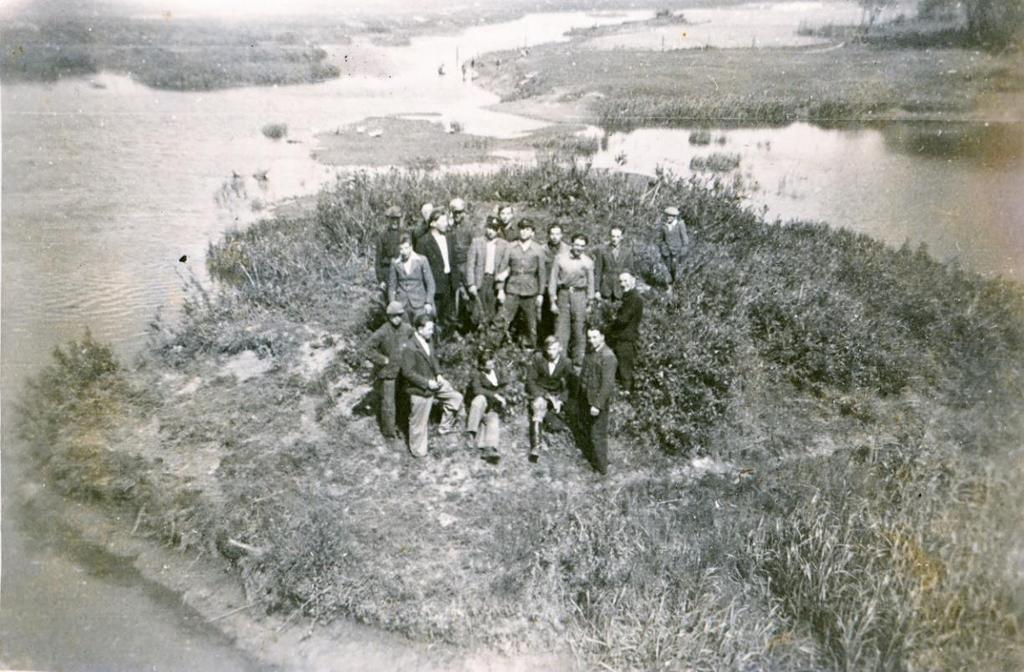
[588,122,1024,280]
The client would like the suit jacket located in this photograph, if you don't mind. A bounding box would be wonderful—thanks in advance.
[416,233,458,293]
[594,244,636,300]
[388,253,435,310]
[525,352,571,399]
[363,321,414,379]
[580,345,617,410]
[657,222,689,258]
[449,224,475,283]
[505,240,547,297]
[400,336,441,398]
[375,227,403,284]
[465,236,510,289]
[468,369,508,407]
[605,289,643,344]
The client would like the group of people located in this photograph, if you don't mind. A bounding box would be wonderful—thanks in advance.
[364,199,690,474]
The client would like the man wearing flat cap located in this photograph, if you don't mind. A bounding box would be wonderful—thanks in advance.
[657,205,689,292]
[375,205,405,296]
[363,300,415,440]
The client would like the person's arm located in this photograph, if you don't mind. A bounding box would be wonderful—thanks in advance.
[465,241,479,292]
[400,347,433,391]
[387,262,399,304]
[536,248,547,305]
[681,222,690,249]
[421,259,436,305]
[548,256,560,306]
[586,257,596,302]
[593,250,604,299]
[375,237,388,285]
[657,225,668,258]
[593,351,617,409]
[362,329,388,367]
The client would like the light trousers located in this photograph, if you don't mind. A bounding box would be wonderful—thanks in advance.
[407,380,463,457]
[467,395,501,449]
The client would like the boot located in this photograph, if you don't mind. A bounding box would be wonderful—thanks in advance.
[528,421,542,462]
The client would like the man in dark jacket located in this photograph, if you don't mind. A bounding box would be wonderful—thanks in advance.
[578,326,617,475]
[525,336,571,460]
[657,205,689,291]
[375,205,404,295]
[465,349,508,459]
[388,234,435,322]
[595,225,636,302]
[604,272,643,391]
[400,313,464,457]
[362,301,414,439]
[416,209,459,338]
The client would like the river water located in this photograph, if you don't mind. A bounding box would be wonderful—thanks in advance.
[2,2,1022,669]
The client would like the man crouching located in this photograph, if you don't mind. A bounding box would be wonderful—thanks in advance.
[401,313,464,458]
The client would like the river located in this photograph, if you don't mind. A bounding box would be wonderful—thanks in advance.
[2,2,1022,669]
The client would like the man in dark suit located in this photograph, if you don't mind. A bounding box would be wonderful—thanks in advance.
[388,234,435,322]
[400,313,464,458]
[604,272,643,392]
[657,205,689,292]
[525,336,572,460]
[375,205,404,296]
[362,301,415,439]
[416,209,458,337]
[595,225,636,302]
[578,326,617,475]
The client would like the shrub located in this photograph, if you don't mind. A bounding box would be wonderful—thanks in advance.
[261,122,288,140]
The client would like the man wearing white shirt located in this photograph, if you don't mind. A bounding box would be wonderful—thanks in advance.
[465,217,510,328]
[416,209,459,338]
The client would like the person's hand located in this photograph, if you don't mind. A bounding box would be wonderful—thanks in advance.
[468,285,478,296]
[535,295,544,307]
[495,394,507,407]
[590,406,600,417]
[551,398,563,413]
[595,292,602,301]
[428,379,441,391]
[382,356,388,366]
[497,289,506,304]
[379,281,387,291]
[550,301,559,315]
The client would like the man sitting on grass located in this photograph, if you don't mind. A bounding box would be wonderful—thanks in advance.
[525,336,571,462]
[465,349,508,463]
[400,313,464,458]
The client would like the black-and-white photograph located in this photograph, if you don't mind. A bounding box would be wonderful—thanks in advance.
[2,0,1022,669]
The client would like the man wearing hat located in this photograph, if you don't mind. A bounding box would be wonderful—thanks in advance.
[657,206,689,291]
[375,205,405,295]
[448,197,475,331]
[363,300,416,440]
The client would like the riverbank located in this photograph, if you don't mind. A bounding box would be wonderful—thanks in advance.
[17,161,1024,670]
[474,28,1024,128]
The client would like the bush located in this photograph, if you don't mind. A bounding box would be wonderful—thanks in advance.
[261,122,288,140]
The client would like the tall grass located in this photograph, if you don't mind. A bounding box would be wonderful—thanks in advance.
[19,161,1024,669]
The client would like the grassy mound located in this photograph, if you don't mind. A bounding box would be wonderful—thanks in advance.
[18,162,1024,669]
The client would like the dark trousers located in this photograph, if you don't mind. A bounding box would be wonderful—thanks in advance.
[663,254,683,285]
[610,340,637,390]
[539,293,557,341]
[434,275,457,334]
[477,274,497,325]
[503,293,538,347]
[376,378,398,438]
[579,400,610,474]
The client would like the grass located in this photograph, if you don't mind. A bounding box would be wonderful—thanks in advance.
[473,40,1024,129]
[17,161,1024,669]
[261,123,289,140]
[0,16,343,90]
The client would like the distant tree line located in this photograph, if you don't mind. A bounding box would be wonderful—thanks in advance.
[917,0,1024,46]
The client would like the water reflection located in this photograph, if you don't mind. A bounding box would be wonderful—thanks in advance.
[589,122,1024,280]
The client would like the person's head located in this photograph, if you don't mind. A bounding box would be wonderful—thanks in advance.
[398,233,414,260]
[547,224,563,246]
[518,218,535,241]
[428,208,449,234]
[570,233,587,258]
[449,198,467,225]
[610,226,623,247]
[663,205,680,225]
[477,349,496,372]
[497,204,514,225]
[421,202,434,221]
[542,335,561,361]
[618,271,636,294]
[586,325,605,352]
[414,313,435,339]
[385,205,402,227]
[484,216,500,240]
[386,301,406,326]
